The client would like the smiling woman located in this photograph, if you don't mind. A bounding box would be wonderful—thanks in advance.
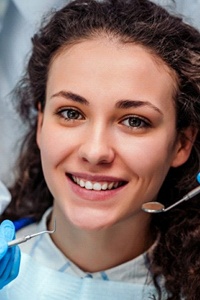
[36,41,180,234]
[0,0,200,299]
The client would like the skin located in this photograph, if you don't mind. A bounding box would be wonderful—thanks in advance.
[37,37,194,272]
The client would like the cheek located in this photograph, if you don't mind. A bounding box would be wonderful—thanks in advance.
[119,135,176,177]
[39,124,73,161]
[38,129,63,174]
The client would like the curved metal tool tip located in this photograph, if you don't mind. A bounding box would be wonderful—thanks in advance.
[142,202,165,213]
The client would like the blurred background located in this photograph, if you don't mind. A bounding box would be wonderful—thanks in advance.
[0,0,200,185]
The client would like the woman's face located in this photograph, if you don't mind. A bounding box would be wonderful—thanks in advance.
[37,38,189,231]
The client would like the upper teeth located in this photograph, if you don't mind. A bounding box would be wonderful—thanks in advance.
[72,176,120,191]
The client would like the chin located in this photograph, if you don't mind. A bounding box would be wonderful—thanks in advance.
[68,210,117,231]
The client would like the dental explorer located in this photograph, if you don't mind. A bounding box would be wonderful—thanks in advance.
[8,219,56,247]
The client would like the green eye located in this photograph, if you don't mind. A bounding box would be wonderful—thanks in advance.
[59,108,83,120]
[122,116,150,128]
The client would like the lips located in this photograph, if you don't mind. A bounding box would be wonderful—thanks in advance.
[68,174,127,191]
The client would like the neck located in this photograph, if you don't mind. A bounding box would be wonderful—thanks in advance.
[49,208,153,273]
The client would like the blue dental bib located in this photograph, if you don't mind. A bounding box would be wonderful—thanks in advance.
[0,253,166,299]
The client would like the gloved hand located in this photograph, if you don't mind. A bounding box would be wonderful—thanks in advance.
[197,172,200,184]
[0,220,21,289]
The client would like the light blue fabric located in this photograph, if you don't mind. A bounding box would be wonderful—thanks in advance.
[0,0,67,184]
[152,0,200,30]
[0,180,11,214]
[0,253,167,300]
[16,208,157,285]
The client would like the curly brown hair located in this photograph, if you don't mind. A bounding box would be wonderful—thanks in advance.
[1,0,200,298]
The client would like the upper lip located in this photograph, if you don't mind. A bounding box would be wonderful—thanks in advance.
[67,172,127,183]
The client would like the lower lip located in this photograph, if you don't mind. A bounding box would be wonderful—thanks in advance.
[66,176,126,201]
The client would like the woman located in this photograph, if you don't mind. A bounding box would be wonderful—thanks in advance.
[0,0,200,299]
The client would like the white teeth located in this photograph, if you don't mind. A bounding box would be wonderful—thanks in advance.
[108,182,114,190]
[80,179,85,187]
[101,183,108,190]
[114,182,118,188]
[72,177,120,191]
[72,176,77,183]
[93,183,101,191]
[85,181,93,190]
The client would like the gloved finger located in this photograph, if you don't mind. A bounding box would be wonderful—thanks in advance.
[0,247,12,277]
[0,237,8,260]
[197,172,200,184]
[0,246,21,288]
[0,220,15,241]
[0,220,16,276]
[9,245,21,280]
[0,247,15,281]
[0,220,21,290]
[0,220,15,260]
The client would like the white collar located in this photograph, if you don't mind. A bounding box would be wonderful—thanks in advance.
[18,207,154,285]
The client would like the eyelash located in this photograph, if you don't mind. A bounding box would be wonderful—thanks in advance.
[56,108,151,130]
[121,115,151,129]
[56,108,84,121]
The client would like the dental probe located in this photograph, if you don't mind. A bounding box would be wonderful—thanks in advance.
[142,185,200,214]
[8,219,56,247]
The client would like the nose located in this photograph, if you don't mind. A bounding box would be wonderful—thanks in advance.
[78,125,115,165]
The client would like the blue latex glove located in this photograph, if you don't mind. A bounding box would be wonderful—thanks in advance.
[0,220,21,289]
[197,172,200,184]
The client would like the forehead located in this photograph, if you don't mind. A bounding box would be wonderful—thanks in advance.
[47,37,178,112]
[50,36,177,84]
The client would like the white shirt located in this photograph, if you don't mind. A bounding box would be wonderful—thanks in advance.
[17,208,154,285]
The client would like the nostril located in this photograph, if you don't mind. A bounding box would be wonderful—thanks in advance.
[78,148,115,165]
[77,138,115,165]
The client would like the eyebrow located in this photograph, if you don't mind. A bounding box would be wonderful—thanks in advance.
[51,90,163,115]
[51,91,89,105]
[116,100,163,115]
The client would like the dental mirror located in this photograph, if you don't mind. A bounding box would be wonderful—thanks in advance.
[142,185,200,214]
[142,201,165,213]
